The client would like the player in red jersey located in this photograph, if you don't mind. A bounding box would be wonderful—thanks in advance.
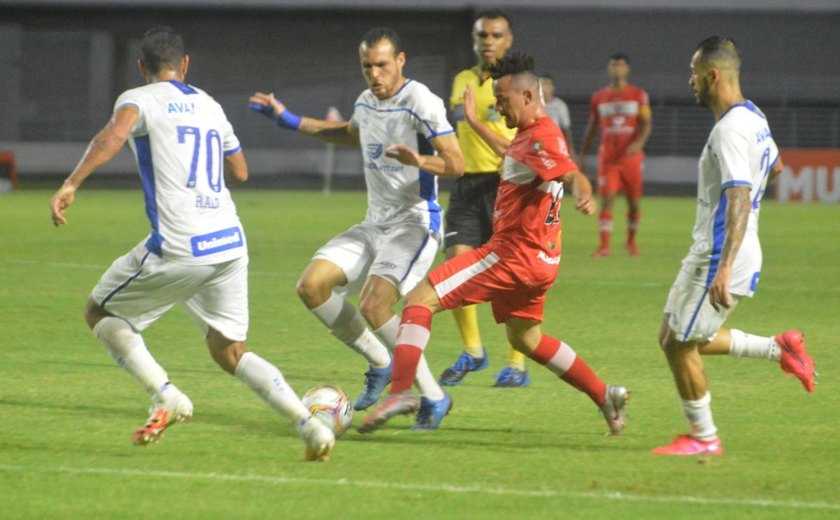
[359,52,629,434]
[579,53,652,257]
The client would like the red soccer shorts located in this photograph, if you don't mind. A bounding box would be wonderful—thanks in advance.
[428,245,551,324]
[597,152,644,198]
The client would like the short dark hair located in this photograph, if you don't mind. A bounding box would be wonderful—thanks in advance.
[609,52,630,64]
[475,8,513,29]
[139,26,185,75]
[488,51,535,81]
[695,36,741,70]
[360,27,402,55]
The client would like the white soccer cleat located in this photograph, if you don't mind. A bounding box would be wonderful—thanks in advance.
[600,385,629,435]
[298,416,335,462]
[132,385,194,446]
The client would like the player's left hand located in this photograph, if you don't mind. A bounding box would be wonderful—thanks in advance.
[625,141,643,156]
[50,183,76,226]
[708,267,733,311]
[385,144,421,168]
[575,195,596,215]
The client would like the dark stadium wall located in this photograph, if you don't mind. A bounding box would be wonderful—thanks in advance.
[0,5,838,186]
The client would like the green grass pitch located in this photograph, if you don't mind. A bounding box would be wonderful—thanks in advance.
[1,189,837,519]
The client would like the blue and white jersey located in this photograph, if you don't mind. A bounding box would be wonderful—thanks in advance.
[685,100,779,296]
[115,80,247,265]
[350,79,454,231]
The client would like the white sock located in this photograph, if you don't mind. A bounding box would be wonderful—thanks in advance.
[375,314,444,401]
[311,292,390,368]
[729,329,781,361]
[93,317,169,396]
[681,392,718,441]
[235,352,310,423]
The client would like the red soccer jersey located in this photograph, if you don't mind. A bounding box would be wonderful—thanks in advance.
[590,84,650,164]
[487,117,578,288]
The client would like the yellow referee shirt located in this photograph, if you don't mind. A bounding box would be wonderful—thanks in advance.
[450,67,517,174]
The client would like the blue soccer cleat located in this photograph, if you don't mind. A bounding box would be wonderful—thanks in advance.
[493,367,531,388]
[439,349,489,386]
[411,392,453,431]
[353,362,392,411]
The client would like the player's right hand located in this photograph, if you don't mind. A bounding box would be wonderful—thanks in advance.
[248,92,285,119]
[50,183,76,227]
[463,84,478,123]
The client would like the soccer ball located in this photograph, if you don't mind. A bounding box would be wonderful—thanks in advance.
[301,385,353,437]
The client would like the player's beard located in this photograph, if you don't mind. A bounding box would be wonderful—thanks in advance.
[694,79,712,108]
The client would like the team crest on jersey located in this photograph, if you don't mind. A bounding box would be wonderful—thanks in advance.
[533,141,544,151]
[367,143,384,159]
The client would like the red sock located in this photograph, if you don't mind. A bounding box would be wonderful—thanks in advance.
[598,209,613,249]
[529,335,607,406]
[390,305,432,394]
[627,209,640,244]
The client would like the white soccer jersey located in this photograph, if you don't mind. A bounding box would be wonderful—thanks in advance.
[684,100,779,296]
[115,80,247,265]
[350,79,454,231]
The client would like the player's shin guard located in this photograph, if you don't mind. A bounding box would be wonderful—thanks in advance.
[598,209,613,249]
[390,305,433,394]
[311,292,390,368]
[529,335,608,406]
[235,352,310,423]
[93,316,169,396]
[375,315,444,400]
[627,209,640,244]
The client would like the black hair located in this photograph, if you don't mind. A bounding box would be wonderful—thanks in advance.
[474,8,513,29]
[360,27,402,55]
[695,36,741,69]
[488,51,535,81]
[609,52,630,64]
[139,26,185,75]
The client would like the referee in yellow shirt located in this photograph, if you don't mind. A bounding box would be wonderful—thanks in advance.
[439,9,530,388]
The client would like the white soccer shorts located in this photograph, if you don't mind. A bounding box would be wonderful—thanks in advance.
[92,239,249,341]
[663,262,743,343]
[312,221,440,296]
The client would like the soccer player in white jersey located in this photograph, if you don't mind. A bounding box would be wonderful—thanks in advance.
[652,37,816,457]
[50,27,335,461]
[249,27,464,430]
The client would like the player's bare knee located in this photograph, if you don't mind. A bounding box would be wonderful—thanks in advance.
[295,273,327,309]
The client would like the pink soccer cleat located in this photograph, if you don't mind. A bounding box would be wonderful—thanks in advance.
[776,330,816,393]
[651,434,723,456]
[357,391,419,434]
[626,241,639,256]
[591,247,611,258]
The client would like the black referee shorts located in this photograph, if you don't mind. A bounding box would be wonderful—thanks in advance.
[444,172,500,249]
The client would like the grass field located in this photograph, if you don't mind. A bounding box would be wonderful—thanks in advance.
[1,189,838,519]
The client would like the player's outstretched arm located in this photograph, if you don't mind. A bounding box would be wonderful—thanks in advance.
[51,105,138,227]
[385,133,464,178]
[561,170,597,216]
[248,91,358,146]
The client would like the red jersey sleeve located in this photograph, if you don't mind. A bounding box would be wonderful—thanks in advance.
[517,120,579,182]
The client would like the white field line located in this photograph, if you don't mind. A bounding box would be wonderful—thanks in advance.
[0,464,837,511]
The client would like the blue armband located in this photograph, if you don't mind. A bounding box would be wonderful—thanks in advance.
[275,108,302,131]
[248,101,301,131]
